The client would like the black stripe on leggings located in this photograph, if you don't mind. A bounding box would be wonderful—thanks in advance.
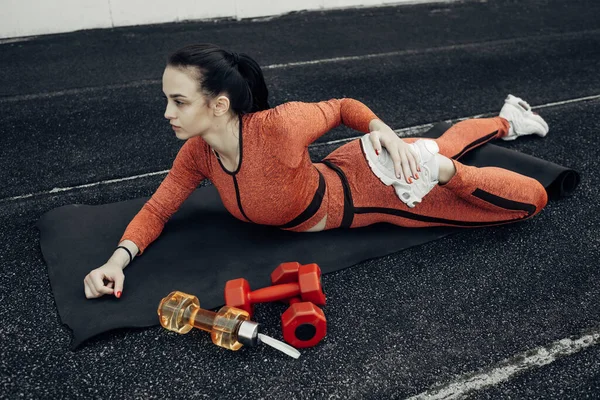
[354,205,532,227]
[277,169,326,229]
[452,130,498,159]
[321,160,354,228]
[471,188,536,216]
[356,187,536,227]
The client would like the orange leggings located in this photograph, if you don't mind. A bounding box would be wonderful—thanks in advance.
[320,117,548,229]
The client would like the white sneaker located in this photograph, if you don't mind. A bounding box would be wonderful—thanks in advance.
[499,94,549,141]
[360,135,439,208]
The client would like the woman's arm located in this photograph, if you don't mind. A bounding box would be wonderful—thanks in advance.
[119,137,207,258]
[267,98,379,148]
[366,116,421,182]
[369,118,391,133]
[107,240,139,270]
[84,139,206,299]
[268,99,419,183]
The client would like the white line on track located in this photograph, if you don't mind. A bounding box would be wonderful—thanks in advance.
[0,36,38,44]
[1,29,599,103]
[1,93,599,204]
[311,93,600,147]
[406,330,600,400]
[1,170,169,203]
[262,29,599,70]
[0,79,160,103]
[530,94,600,110]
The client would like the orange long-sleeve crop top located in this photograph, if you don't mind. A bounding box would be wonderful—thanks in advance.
[120,98,379,254]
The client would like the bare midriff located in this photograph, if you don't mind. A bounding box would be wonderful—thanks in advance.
[302,214,327,232]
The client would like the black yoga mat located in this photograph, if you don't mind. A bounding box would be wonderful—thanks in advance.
[37,123,580,349]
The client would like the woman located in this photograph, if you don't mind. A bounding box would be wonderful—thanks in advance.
[84,43,549,299]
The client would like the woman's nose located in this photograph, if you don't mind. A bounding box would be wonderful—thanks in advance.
[164,101,178,119]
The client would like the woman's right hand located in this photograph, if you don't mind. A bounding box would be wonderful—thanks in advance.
[84,262,125,299]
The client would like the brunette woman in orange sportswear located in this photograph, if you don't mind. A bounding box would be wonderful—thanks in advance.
[84,44,549,300]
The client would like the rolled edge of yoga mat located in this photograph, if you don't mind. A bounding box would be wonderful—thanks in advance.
[458,145,581,199]
[552,169,581,199]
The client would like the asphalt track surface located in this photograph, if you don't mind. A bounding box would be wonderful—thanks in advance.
[1,0,599,398]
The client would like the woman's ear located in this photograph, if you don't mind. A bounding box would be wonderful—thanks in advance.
[213,95,231,116]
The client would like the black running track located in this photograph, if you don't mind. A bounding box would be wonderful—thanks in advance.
[1,0,599,398]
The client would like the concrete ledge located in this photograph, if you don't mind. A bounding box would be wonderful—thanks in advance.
[1,0,449,39]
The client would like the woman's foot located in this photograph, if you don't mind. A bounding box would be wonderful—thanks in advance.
[499,94,549,141]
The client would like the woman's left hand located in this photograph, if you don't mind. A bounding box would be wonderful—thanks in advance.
[368,125,421,182]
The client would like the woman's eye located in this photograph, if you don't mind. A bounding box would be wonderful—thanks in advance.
[163,97,183,106]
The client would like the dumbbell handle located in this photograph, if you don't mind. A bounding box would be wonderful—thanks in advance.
[248,283,300,303]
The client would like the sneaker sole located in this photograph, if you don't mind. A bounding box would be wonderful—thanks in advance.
[394,183,422,208]
[501,114,549,141]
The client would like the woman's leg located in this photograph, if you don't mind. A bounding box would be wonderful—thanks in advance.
[323,96,549,229]
[323,137,547,230]
[397,117,548,226]
[348,159,547,229]
[403,117,510,160]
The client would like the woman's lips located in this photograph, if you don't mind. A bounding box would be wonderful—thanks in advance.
[171,125,181,130]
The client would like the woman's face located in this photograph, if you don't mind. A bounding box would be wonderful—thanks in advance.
[162,66,214,140]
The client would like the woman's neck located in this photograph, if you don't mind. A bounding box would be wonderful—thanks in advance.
[204,115,240,163]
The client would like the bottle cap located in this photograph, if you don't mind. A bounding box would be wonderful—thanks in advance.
[237,321,259,347]
[237,321,301,359]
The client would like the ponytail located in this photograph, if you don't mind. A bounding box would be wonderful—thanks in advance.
[167,44,270,115]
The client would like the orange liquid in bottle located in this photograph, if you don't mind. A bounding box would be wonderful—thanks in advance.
[157,291,250,350]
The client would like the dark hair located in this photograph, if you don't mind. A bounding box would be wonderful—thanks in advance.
[167,43,270,116]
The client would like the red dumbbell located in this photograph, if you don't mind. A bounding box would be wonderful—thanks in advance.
[271,262,327,348]
[270,262,326,306]
[281,297,327,348]
[225,263,325,318]
[270,261,305,287]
